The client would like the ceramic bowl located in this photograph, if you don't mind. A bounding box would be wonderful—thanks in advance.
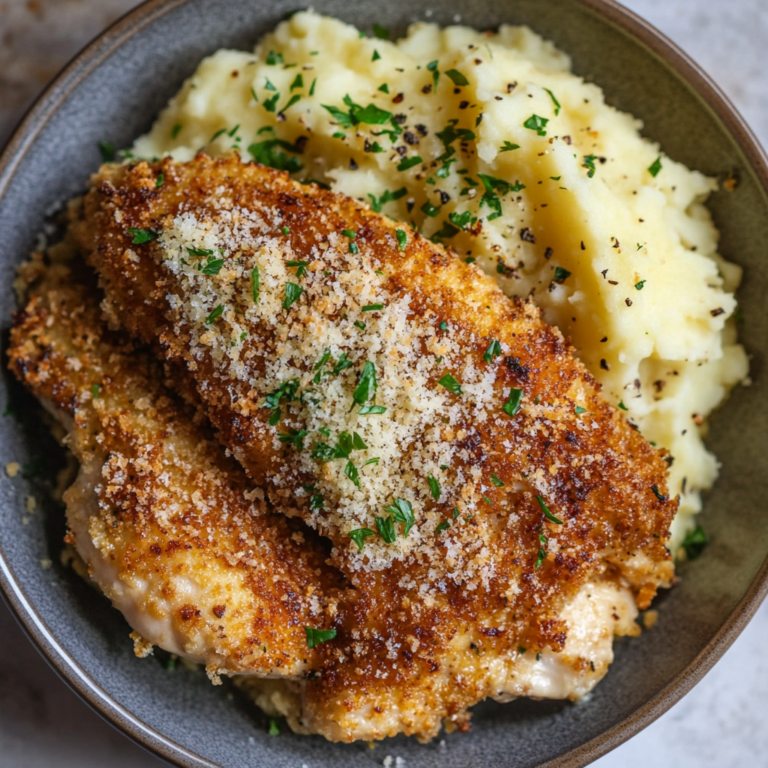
[1,0,767,766]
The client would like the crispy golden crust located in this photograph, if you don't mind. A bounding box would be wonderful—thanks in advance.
[58,154,676,741]
[8,258,342,678]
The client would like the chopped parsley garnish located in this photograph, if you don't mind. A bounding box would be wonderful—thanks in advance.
[353,361,377,405]
[648,157,663,177]
[503,387,523,417]
[361,303,385,312]
[200,256,225,275]
[305,627,337,648]
[91,383,100,400]
[439,321,448,331]
[431,220,460,241]
[500,141,520,152]
[155,173,165,188]
[250,87,259,102]
[376,515,397,543]
[283,226,290,236]
[265,380,301,417]
[209,127,227,143]
[436,520,450,534]
[583,154,598,178]
[372,23,390,39]
[268,719,280,736]
[618,400,628,411]
[477,174,525,221]
[309,494,324,510]
[535,532,548,568]
[248,138,303,173]
[445,68,469,86]
[359,404,387,415]
[309,78,317,96]
[312,349,331,383]
[186,246,214,257]
[396,229,408,250]
[367,187,406,212]
[421,201,440,218]
[127,227,156,244]
[171,123,182,139]
[372,49,381,62]
[397,156,422,171]
[427,475,441,501]
[574,405,587,415]
[322,94,393,130]
[452,507,460,519]
[282,282,303,310]
[483,496,493,505]
[682,524,707,560]
[341,228,356,239]
[287,260,310,278]
[378,83,390,93]
[266,50,284,65]
[278,428,308,450]
[344,460,360,487]
[635,280,646,290]
[98,140,115,162]
[544,87,561,115]
[449,211,475,229]
[554,266,571,283]
[438,373,462,395]
[354,320,366,331]
[427,59,439,89]
[290,73,303,91]
[483,339,502,364]
[263,92,280,112]
[363,457,380,467]
[518,646,527,655]
[348,528,376,551]
[385,497,415,536]
[536,495,564,525]
[491,474,505,487]
[251,266,260,303]
[332,352,353,376]
[333,131,346,139]
[205,305,224,324]
[280,94,301,113]
[523,114,549,136]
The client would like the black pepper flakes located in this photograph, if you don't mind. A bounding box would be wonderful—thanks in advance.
[459,101,469,109]
[600,359,610,371]
[625,298,633,306]
[415,124,428,136]
[710,307,725,317]
[403,131,418,145]
[394,113,407,125]
[544,247,553,259]
[520,228,536,244]
[349,158,358,170]
[422,84,432,94]
[438,190,451,204]
[392,93,404,104]
[580,240,585,250]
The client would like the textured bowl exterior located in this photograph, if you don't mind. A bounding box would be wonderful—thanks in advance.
[0,1,766,766]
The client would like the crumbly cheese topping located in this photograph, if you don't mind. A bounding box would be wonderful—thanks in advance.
[156,203,522,574]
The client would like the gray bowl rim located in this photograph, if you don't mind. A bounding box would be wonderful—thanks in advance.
[1,0,767,766]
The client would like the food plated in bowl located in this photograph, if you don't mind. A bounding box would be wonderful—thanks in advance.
[1,0,768,764]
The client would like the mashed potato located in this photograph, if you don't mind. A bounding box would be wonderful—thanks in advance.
[133,11,748,551]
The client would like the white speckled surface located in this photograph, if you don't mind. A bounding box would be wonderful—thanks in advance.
[0,0,766,765]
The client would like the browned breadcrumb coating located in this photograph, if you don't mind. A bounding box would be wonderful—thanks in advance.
[7,258,342,680]
[51,153,675,742]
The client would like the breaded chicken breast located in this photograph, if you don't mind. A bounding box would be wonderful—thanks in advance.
[54,153,675,741]
[10,251,649,743]
[8,252,342,680]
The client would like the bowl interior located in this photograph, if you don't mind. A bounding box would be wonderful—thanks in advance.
[1,0,767,766]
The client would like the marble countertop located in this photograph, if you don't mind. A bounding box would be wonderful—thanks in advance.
[1,0,766,765]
